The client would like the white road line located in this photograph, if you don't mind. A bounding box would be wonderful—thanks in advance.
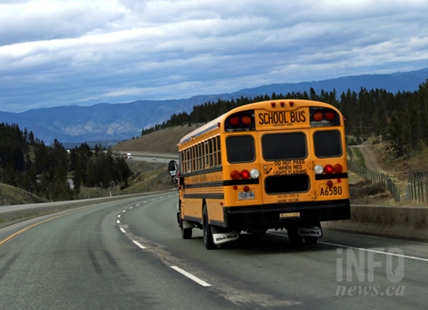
[132,240,147,250]
[117,214,121,218]
[271,232,428,263]
[122,210,126,213]
[321,241,428,263]
[170,266,211,287]
[120,227,126,233]
[116,220,120,224]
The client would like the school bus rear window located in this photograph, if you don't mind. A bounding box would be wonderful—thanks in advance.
[313,130,342,157]
[262,132,307,161]
[226,135,255,163]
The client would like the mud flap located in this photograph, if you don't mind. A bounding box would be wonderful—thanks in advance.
[211,226,239,245]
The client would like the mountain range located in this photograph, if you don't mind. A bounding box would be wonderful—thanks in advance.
[1,67,428,147]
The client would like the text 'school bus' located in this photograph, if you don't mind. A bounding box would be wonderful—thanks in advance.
[167,99,350,249]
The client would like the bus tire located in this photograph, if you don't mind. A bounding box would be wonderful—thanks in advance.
[181,226,192,239]
[287,227,303,245]
[304,237,318,244]
[178,206,192,239]
[203,205,215,250]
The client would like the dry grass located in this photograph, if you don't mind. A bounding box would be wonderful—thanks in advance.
[0,183,47,206]
[111,124,200,154]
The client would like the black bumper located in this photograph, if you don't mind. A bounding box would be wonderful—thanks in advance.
[222,199,350,229]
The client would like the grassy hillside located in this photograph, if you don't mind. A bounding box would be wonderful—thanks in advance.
[0,183,47,206]
[109,125,203,195]
[111,124,199,154]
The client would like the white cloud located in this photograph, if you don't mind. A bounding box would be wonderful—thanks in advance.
[0,0,428,112]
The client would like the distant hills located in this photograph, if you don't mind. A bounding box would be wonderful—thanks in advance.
[1,67,427,146]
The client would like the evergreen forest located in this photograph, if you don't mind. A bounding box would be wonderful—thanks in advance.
[0,124,132,201]
[143,79,428,159]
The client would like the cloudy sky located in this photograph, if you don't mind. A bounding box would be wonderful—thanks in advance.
[1,0,428,113]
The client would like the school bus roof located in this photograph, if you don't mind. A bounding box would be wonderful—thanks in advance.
[178,114,223,146]
[177,99,340,146]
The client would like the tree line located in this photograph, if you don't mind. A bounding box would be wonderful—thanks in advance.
[142,79,428,159]
[0,123,132,201]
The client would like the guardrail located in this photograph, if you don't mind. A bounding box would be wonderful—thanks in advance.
[324,205,428,241]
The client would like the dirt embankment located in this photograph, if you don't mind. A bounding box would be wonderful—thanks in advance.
[353,141,386,173]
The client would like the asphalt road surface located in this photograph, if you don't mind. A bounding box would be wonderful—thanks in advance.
[125,152,178,164]
[1,192,427,309]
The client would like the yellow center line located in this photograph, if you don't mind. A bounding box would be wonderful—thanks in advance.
[0,205,98,246]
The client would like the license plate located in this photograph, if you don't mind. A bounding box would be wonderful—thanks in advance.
[238,191,255,200]
[280,212,300,218]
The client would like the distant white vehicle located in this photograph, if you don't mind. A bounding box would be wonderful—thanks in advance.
[126,153,132,159]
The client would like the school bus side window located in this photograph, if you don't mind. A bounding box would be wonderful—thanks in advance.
[186,149,191,171]
[179,152,184,171]
[215,136,221,166]
[226,135,255,163]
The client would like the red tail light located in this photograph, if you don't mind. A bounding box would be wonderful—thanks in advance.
[240,169,250,179]
[324,164,334,174]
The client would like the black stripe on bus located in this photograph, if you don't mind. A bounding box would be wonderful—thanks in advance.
[183,193,225,199]
[184,179,259,189]
[315,173,348,180]
[181,166,223,177]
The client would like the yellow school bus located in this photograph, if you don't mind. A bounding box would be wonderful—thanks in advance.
[168,99,350,249]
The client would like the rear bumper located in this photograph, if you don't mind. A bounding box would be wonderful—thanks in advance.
[222,199,350,229]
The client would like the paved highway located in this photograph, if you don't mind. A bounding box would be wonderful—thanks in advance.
[1,192,427,309]
[125,152,178,164]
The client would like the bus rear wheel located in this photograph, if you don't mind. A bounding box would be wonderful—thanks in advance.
[203,206,215,250]
[287,227,303,245]
[304,237,318,244]
[181,224,192,239]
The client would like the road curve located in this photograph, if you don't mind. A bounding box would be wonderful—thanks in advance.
[1,192,428,309]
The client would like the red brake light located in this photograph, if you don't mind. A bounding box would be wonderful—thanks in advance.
[230,170,240,180]
[240,169,250,179]
[324,164,334,174]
